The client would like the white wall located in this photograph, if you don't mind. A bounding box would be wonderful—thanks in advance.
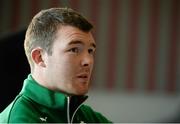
[85,90,180,123]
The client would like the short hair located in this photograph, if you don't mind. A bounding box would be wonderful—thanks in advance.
[24,7,93,69]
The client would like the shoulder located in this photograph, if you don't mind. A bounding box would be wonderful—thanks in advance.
[0,94,41,123]
[80,104,112,123]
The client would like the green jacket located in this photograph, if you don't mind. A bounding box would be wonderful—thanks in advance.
[0,74,112,123]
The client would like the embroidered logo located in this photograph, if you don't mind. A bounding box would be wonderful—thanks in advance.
[40,116,47,122]
[80,121,86,124]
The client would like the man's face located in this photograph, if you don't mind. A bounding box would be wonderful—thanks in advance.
[43,25,96,95]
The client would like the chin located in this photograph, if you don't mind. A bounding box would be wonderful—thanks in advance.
[75,89,89,96]
[71,82,90,95]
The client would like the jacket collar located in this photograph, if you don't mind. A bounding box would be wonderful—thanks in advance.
[20,74,88,109]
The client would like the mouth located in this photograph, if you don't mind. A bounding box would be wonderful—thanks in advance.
[77,74,88,78]
[77,73,89,82]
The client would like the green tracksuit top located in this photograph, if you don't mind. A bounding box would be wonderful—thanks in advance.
[0,74,112,123]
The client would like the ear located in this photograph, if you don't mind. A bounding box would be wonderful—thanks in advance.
[31,47,46,67]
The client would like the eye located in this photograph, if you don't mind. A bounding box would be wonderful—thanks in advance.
[69,47,79,53]
[88,48,95,55]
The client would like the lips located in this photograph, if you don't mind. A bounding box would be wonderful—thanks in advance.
[77,73,88,78]
[76,73,89,83]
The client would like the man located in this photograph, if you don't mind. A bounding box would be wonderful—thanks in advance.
[0,7,112,123]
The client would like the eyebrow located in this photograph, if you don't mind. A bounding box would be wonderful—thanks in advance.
[68,40,96,48]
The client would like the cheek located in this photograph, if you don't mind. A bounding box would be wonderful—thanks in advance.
[47,55,79,77]
[60,57,79,73]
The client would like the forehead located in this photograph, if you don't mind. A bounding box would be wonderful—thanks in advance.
[54,25,95,45]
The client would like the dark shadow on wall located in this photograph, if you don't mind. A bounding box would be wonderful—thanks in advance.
[0,29,30,112]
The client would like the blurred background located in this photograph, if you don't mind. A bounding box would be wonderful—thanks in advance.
[0,0,180,122]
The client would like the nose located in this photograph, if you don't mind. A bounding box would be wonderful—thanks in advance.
[81,53,94,67]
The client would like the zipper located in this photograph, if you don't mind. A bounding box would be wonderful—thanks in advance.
[67,96,70,124]
[70,102,84,123]
[67,96,86,124]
